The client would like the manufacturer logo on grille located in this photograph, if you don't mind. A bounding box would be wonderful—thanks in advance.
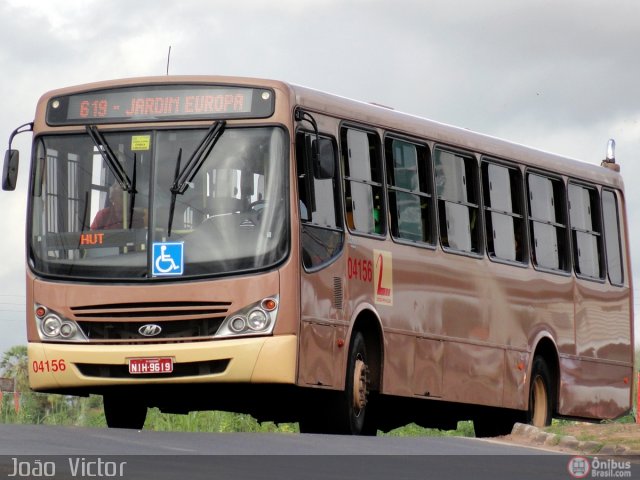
[138,324,162,337]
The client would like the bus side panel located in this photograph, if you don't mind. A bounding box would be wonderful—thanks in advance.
[574,281,632,363]
[559,357,632,419]
[382,331,415,397]
[298,321,338,388]
[565,281,632,420]
[377,244,430,398]
[443,342,504,407]
[298,258,348,389]
[413,337,444,398]
[503,349,529,410]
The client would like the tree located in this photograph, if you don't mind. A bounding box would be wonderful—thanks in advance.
[0,345,28,392]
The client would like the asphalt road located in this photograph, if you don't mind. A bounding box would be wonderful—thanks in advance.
[0,424,584,480]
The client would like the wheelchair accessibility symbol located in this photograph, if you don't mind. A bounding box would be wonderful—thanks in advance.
[152,242,184,276]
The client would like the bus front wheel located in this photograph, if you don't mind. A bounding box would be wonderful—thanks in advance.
[103,394,147,429]
[336,331,377,435]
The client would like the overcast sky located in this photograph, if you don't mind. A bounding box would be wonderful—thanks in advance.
[1,0,639,353]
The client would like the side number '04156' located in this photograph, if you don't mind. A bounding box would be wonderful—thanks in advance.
[347,257,373,282]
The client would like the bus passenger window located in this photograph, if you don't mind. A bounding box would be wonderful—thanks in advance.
[569,183,604,280]
[341,127,384,236]
[296,131,343,269]
[527,173,569,272]
[385,137,434,244]
[435,149,480,253]
[602,190,623,285]
[482,161,525,263]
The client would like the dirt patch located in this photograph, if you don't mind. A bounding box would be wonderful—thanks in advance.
[547,423,640,451]
[505,422,640,454]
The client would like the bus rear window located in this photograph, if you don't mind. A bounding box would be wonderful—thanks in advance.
[602,189,624,285]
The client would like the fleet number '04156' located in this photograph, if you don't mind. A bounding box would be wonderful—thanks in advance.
[32,359,67,373]
[348,256,373,282]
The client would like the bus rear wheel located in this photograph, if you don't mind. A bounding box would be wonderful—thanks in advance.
[527,356,553,428]
[103,394,147,429]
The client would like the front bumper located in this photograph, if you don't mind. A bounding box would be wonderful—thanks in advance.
[28,335,297,390]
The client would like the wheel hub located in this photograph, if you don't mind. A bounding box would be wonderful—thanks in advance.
[352,358,370,413]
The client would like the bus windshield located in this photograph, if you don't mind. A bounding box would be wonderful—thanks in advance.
[29,126,289,279]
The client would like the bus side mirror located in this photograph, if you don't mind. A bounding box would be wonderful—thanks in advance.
[2,149,19,191]
[313,138,335,180]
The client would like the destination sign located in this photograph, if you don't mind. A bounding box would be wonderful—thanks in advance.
[46,84,274,125]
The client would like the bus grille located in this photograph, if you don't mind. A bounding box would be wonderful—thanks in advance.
[69,301,231,342]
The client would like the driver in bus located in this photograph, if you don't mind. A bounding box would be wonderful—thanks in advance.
[91,182,146,230]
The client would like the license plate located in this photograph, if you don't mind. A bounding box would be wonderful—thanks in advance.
[128,357,173,375]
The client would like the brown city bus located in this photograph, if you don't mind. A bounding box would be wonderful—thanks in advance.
[2,76,633,436]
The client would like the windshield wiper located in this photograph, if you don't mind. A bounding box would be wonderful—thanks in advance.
[171,121,226,195]
[86,125,133,193]
[167,148,182,237]
[128,153,137,229]
[167,120,226,236]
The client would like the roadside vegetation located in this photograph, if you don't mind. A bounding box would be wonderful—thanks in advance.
[0,344,637,440]
[0,388,476,436]
[0,344,476,435]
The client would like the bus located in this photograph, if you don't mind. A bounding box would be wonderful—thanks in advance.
[2,76,633,436]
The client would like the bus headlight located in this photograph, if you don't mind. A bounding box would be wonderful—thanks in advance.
[216,296,278,338]
[42,315,62,337]
[229,316,247,333]
[247,309,269,331]
[59,322,77,338]
[35,305,88,342]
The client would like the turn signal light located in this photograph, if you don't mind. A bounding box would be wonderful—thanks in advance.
[261,298,278,311]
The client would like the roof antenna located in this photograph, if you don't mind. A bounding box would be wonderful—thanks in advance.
[166,46,172,76]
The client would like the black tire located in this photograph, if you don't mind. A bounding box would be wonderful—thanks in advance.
[298,331,379,435]
[474,357,553,437]
[335,331,377,435]
[527,356,553,427]
[103,394,147,429]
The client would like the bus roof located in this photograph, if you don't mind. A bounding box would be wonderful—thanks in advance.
[36,75,624,190]
[289,82,624,190]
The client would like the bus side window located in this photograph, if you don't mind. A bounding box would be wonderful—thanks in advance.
[482,161,526,263]
[296,131,343,269]
[602,189,624,285]
[435,148,481,253]
[385,137,434,244]
[568,183,604,280]
[527,173,569,272]
[341,127,384,236]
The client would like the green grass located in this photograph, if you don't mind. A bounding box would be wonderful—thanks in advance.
[383,421,475,437]
[144,408,298,433]
[1,391,477,437]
